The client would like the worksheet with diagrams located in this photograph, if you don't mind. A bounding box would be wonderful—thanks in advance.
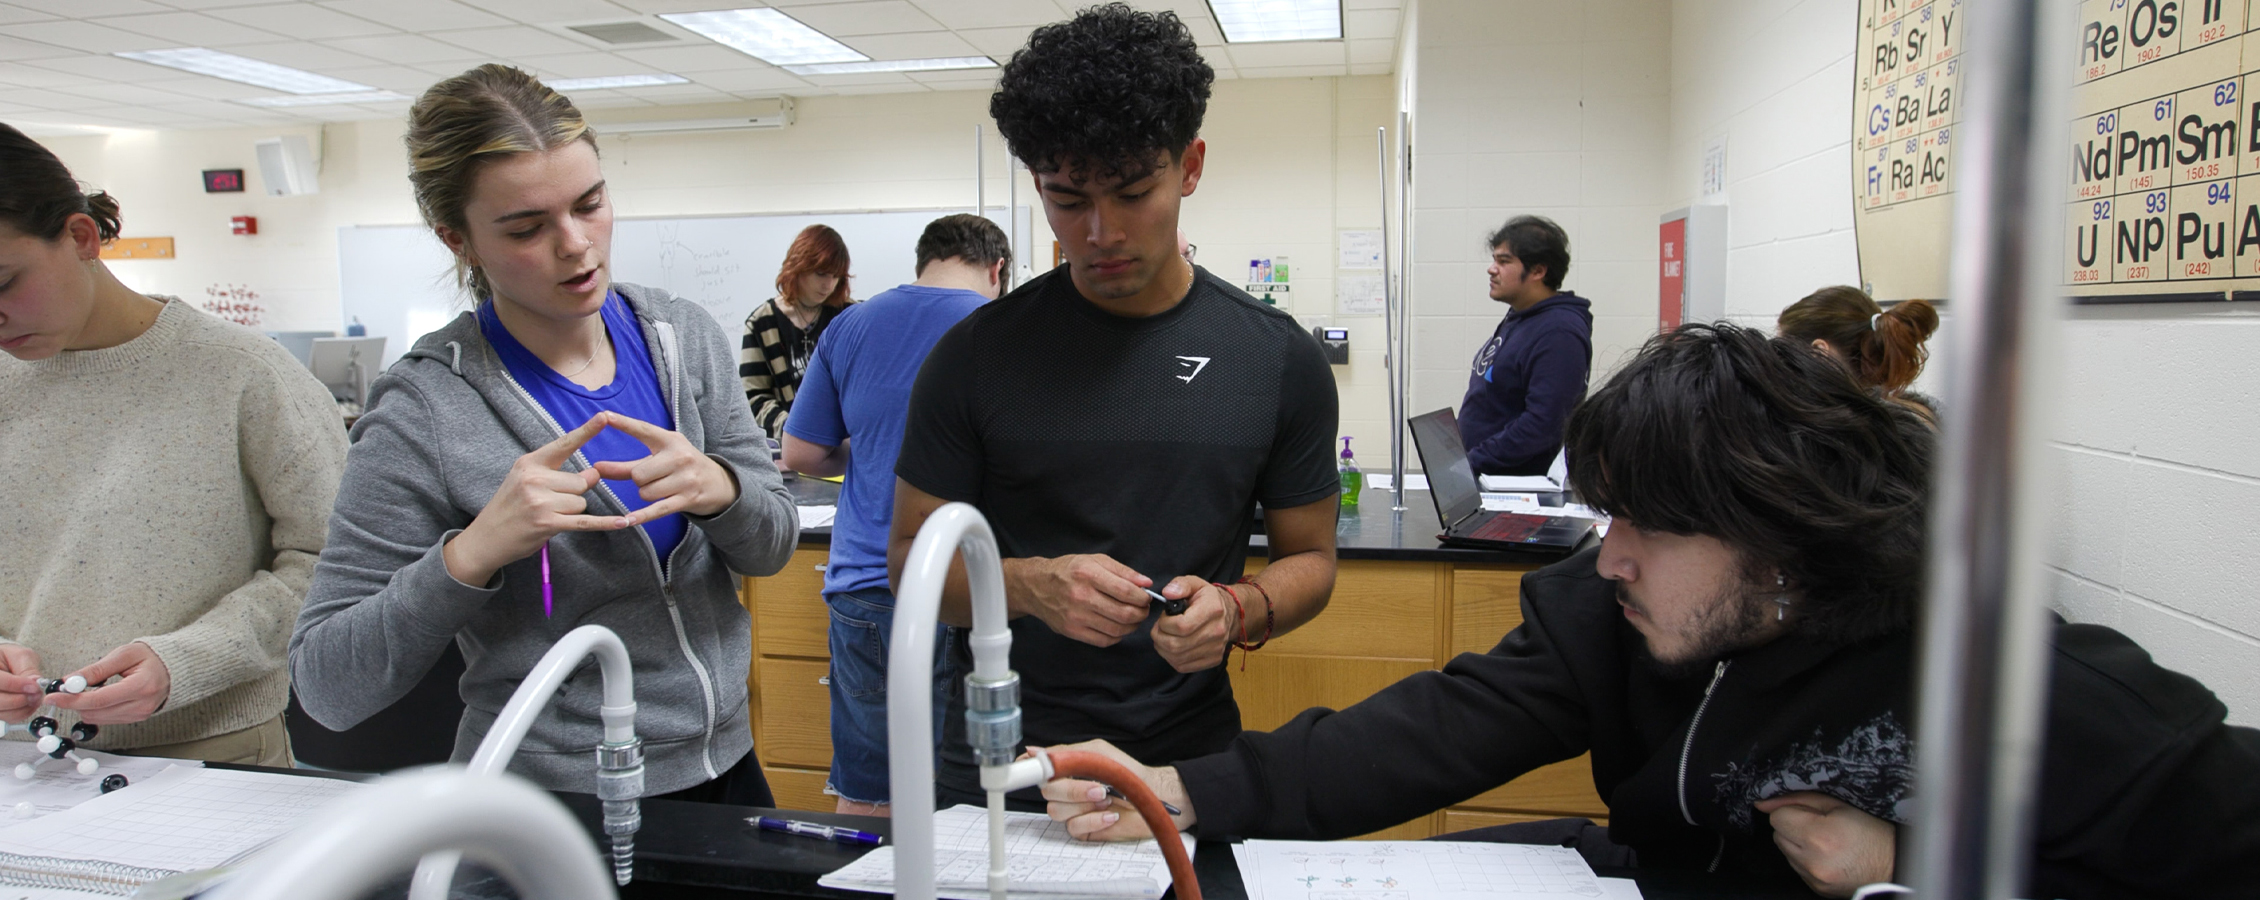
[1230,839,1609,900]
[820,804,1195,900]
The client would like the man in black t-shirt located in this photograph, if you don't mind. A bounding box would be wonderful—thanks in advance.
[889,4,1342,813]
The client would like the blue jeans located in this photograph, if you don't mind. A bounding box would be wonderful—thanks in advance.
[826,587,957,805]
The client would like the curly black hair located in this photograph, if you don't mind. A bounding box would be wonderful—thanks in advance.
[989,2,1215,183]
[1565,323,1935,645]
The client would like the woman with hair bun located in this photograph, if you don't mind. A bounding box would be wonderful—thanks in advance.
[0,121,346,764]
[1777,285,1940,408]
[291,66,798,804]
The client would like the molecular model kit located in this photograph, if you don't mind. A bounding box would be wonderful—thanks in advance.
[1,676,132,817]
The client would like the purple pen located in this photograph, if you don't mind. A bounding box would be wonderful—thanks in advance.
[540,542,553,618]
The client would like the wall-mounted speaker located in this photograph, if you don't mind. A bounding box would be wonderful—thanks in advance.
[254,135,319,196]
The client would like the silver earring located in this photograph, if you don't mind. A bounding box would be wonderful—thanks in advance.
[1774,574,1789,621]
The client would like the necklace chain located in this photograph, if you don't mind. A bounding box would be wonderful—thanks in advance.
[559,341,603,378]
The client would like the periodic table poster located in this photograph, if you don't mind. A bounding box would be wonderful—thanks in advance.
[1854,0,2260,302]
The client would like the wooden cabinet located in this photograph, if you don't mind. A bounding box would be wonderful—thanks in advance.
[740,546,1609,832]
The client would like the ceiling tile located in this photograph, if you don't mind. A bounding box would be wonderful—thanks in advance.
[841,31,981,60]
[0,88,110,111]
[1347,37,1392,64]
[952,26,1037,57]
[822,81,930,95]
[613,44,760,73]
[683,67,808,93]
[455,0,638,26]
[144,75,273,99]
[1234,64,1343,79]
[787,2,945,37]
[570,92,653,108]
[19,54,188,82]
[60,83,201,105]
[1343,8,1397,41]
[93,11,285,45]
[324,63,446,92]
[0,3,65,26]
[429,25,591,57]
[318,0,510,31]
[0,62,100,88]
[605,82,732,102]
[210,40,383,71]
[800,70,919,87]
[906,0,1069,31]
[0,35,82,63]
[1225,41,1345,69]
[64,0,172,15]
[318,33,488,64]
[5,21,175,54]
[906,68,997,87]
[1343,0,1402,8]
[514,51,650,78]
[1182,16,1227,47]
[603,0,731,12]
[206,3,396,40]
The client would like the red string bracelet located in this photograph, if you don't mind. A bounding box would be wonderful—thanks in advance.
[1216,582,1246,670]
[1236,577,1274,651]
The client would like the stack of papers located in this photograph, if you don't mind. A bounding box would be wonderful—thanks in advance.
[1231,839,1641,899]
[797,505,838,529]
[820,805,1194,899]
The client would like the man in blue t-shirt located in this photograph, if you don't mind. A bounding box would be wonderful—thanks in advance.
[779,214,1009,815]
[1460,215,1594,476]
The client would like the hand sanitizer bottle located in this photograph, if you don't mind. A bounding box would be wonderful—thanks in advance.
[1338,437,1362,507]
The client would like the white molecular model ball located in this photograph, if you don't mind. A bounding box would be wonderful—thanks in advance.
[74,757,96,776]
[60,675,84,694]
[34,734,59,754]
[9,802,29,819]
[12,763,32,781]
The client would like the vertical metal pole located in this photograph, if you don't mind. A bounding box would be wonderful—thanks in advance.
[974,125,986,219]
[1396,111,1413,508]
[1907,0,2068,897]
[1006,156,1020,292]
[1377,126,1405,510]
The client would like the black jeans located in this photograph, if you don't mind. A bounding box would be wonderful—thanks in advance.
[652,750,776,808]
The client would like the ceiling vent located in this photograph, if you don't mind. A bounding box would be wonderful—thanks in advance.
[568,21,677,44]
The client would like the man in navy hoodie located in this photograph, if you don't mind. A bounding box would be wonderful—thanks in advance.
[1460,215,1593,476]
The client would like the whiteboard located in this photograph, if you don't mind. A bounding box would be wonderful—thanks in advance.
[339,207,1020,372]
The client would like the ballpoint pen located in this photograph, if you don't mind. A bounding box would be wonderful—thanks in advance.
[751,816,884,846]
[540,542,553,618]
[1104,784,1182,816]
[1144,585,1190,616]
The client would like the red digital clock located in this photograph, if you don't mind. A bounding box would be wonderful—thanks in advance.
[202,169,245,193]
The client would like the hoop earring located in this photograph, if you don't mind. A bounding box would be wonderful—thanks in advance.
[1774,573,1790,622]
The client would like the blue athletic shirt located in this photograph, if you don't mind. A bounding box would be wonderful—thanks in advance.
[478,291,686,567]
[784,284,988,597]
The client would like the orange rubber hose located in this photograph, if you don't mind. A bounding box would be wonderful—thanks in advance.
[1044,750,1201,900]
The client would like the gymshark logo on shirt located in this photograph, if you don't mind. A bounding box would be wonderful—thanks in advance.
[1174,356,1211,383]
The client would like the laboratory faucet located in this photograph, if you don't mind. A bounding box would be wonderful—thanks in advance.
[889,502,1200,900]
[409,624,643,900]
[207,768,615,900]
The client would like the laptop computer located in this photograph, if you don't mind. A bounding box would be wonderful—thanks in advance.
[1407,408,1596,552]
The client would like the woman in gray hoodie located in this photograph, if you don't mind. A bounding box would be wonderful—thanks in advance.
[292,65,799,803]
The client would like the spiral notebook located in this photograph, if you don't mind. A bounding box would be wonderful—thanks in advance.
[0,766,364,895]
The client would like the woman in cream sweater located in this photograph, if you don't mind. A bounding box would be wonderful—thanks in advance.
[0,121,347,764]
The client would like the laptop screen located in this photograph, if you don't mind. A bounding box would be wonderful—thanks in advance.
[1408,408,1482,527]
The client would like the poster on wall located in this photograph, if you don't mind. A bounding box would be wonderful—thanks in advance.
[1854,0,2260,303]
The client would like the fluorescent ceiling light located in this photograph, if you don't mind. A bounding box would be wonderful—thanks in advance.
[238,90,410,107]
[548,74,691,90]
[115,47,374,94]
[659,8,866,66]
[783,56,995,76]
[1206,0,1343,42]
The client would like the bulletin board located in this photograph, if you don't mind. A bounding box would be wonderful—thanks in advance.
[1852,0,2260,303]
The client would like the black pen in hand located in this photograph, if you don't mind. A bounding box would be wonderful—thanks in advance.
[1101,783,1183,817]
[1143,584,1190,616]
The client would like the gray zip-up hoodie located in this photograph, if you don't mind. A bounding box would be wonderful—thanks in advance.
[291,283,798,795]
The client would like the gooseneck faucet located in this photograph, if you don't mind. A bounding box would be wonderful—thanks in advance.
[409,624,642,900]
[889,502,1199,900]
[208,768,615,900]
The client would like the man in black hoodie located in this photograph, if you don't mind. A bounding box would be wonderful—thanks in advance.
[1458,215,1592,476]
[1040,324,2260,898]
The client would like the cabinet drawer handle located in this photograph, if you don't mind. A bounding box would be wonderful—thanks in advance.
[818,675,831,686]
[814,565,827,573]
